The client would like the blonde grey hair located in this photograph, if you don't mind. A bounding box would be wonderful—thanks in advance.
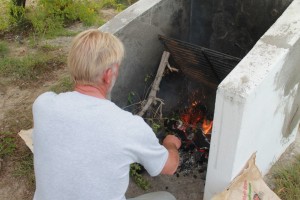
[68,29,124,85]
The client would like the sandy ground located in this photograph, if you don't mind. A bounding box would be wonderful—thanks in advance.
[0,5,299,199]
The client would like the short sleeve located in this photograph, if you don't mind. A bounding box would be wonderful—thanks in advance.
[126,116,168,176]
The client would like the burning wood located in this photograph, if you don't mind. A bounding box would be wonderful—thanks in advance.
[162,101,213,175]
[202,119,213,134]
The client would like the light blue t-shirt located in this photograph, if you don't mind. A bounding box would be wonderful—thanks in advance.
[32,91,168,200]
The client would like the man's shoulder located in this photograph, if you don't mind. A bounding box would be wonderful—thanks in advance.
[33,92,56,106]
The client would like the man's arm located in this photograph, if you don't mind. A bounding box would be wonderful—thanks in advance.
[160,135,181,175]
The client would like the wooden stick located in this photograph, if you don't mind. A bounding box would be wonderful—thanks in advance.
[167,63,179,72]
[138,51,170,116]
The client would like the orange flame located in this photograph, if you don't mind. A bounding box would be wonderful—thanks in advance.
[202,119,213,134]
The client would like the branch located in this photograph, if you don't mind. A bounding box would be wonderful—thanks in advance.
[167,63,179,72]
[138,51,170,116]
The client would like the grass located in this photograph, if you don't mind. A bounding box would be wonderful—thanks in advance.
[50,76,74,93]
[0,0,140,197]
[38,44,62,52]
[13,152,35,188]
[3,106,33,133]
[43,29,81,39]
[0,132,17,158]
[272,154,300,200]
[0,53,65,81]
[0,40,9,57]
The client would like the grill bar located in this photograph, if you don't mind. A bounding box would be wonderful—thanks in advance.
[159,35,241,86]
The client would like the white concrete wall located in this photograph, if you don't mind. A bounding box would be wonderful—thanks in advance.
[99,0,190,107]
[204,0,300,199]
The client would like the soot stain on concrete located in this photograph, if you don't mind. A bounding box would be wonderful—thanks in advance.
[261,35,292,49]
[274,38,300,138]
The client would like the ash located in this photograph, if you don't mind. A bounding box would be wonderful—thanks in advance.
[177,149,208,178]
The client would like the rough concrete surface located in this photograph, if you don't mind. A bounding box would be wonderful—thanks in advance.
[99,0,191,108]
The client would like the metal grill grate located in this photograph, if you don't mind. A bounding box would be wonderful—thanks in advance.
[159,35,241,87]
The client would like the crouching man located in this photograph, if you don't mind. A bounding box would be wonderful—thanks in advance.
[32,29,181,200]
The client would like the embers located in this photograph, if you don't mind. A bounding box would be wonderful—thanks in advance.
[163,102,213,175]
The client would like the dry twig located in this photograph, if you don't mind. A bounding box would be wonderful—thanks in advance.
[138,51,170,117]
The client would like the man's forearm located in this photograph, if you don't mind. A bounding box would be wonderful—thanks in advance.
[161,144,180,175]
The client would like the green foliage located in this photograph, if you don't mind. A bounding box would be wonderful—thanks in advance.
[1,0,103,37]
[0,0,136,37]
[99,0,138,11]
[99,0,126,11]
[27,0,101,37]
[130,163,151,190]
[39,0,100,25]
[50,76,74,93]
[0,41,9,57]
[0,1,11,31]
[27,10,63,37]
[9,2,26,23]
[0,132,16,157]
[272,155,300,200]
[151,122,161,134]
[144,74,152,83]
[127,91,136,105]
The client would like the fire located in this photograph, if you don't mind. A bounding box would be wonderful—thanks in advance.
[180,101,213,135]
[202,119,213,134]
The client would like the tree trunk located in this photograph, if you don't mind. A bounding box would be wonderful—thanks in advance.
[12,0,26,7]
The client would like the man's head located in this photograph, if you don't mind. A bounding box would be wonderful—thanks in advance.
[68,29,124,88]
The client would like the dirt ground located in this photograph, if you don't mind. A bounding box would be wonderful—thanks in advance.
[0,9,117,200]
[0,8,299,200]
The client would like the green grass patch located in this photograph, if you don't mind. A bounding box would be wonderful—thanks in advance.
[0,132,17,158]
[0,40,9,57]
[38,44,61,52]
[272,155,300,200]
[0,53,65,81]
[50,76,74,93]
[44,29,80,39]
[14,152,35,187]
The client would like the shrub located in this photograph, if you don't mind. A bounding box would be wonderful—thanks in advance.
[100,0,138,11]
[29,0,101,35]
[0,1,11,31]
[1,0,102,37]
[130,163,150,190]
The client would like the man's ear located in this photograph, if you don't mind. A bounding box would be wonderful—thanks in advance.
[102,68,113,84]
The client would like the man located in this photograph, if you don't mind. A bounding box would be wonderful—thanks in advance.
[32,29,181,200]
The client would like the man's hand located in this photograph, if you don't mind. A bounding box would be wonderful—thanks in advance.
[161,135,181,175]
[163,135,181,150]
